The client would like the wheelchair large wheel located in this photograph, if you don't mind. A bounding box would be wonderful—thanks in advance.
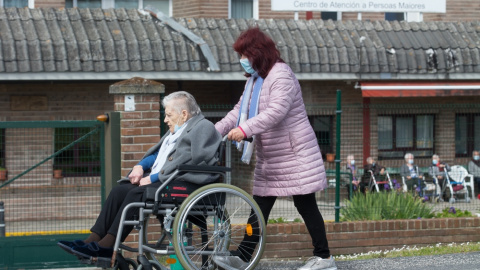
[172,183,266,270]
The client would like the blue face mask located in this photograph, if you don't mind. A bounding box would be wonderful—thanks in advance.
[240,58,255,74]
[433,160,438,165]
[474,155,480,161]
[350,160,355,165]
[408,159,414,164]
[173,120,185,133]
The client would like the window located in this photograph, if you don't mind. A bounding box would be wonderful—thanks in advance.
[66,0,171,15]
[309,115,333,159]
[54,127,101,177]
[1,0,29,7]
[385,12,405,21]
[455,114,480,157]
[321,12,338,21]
[66,0,101,8]
[0,128,5,168]
[378,114,434,159]
[231,0,253,19]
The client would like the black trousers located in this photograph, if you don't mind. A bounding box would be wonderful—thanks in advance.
[237,193,331,261]
[90,181,162,242]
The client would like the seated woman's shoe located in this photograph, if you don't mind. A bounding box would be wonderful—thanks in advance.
[71,241,113,258]
[57,240,86,254]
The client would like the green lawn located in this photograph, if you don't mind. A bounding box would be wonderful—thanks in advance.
[335,242,480,261]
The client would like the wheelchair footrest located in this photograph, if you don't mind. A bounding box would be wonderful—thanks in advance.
[78,256,112,268]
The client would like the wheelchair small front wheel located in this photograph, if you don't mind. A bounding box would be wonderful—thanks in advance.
[136,260,163,270]
[172,183,266,270]
[113,255,137,270]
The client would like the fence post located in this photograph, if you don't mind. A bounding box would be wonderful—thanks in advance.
[0,201,5,237]
[334,90,342,223]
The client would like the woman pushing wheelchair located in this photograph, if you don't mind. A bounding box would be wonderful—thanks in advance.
[58,91,221,259]
[213,27,336,270]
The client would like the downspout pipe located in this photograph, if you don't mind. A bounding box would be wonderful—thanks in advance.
[143,6,221,72]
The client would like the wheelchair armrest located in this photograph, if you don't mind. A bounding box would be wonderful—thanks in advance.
[177,164,232,173]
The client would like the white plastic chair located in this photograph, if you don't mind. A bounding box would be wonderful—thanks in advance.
[449,165,475,200]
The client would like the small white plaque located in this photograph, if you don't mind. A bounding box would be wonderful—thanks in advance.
[125,95,135,112]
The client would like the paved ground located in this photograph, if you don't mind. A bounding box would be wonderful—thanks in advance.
[257,251,480,269]
[48,252,480,270]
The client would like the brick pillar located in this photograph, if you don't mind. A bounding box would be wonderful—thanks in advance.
[109,77,165,177]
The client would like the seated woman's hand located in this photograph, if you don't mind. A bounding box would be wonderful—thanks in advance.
[139,177,152,186]
[129,165,144,185]
[352,180,359,186]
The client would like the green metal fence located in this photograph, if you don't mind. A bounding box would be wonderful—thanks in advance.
[0,120,104,269]
[205,97,480,222]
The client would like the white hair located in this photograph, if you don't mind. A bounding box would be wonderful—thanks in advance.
[404,153,414,160]
[162,91,201,116]
[366,157,373,163]
[432,154,439,159]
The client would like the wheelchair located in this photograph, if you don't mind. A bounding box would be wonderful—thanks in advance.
[79,136,266,270]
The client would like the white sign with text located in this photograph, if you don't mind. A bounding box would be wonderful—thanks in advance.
[271,0,446,13]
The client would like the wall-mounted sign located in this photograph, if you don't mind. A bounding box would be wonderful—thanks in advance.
[271,0,446,13]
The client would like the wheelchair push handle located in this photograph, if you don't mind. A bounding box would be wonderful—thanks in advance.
[222,135,253,142]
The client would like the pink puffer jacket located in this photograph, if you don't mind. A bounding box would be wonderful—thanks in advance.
[215,62,327,197]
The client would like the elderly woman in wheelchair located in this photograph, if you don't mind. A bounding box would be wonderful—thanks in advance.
[57,91,266,270]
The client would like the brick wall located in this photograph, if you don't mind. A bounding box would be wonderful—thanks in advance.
[109,78,163,177]
[9,0,480,22]
[264,217,480,258]
[35,0,65,8]
[121,217,480,259]
[171,0,480,22]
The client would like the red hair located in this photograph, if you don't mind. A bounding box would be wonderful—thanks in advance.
[233,27,283,78]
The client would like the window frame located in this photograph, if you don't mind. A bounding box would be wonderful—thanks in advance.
[377,114,435,160]
[455,113,480,158]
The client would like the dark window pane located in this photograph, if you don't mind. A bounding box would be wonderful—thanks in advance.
[321,12,337,20]
[65,0,102,8]
[3,0,28,7]
[232,0,253,19]
[385,12,405,21]
[309,115,333,156]
[0,128,4,168]
[396,117,413,148]
[378,116,393,150]
[116,0,138,8]
[455,114,480,157]
[416,115,434,149]
[455,115,468,155]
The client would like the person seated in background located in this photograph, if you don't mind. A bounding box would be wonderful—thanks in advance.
[364,157,385,178]
[400,153,425,195]
[467,150,480,197]
[428,154,451,200]
[57,91,222,259]
[364,157,387,190]
[345,155,364,197]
